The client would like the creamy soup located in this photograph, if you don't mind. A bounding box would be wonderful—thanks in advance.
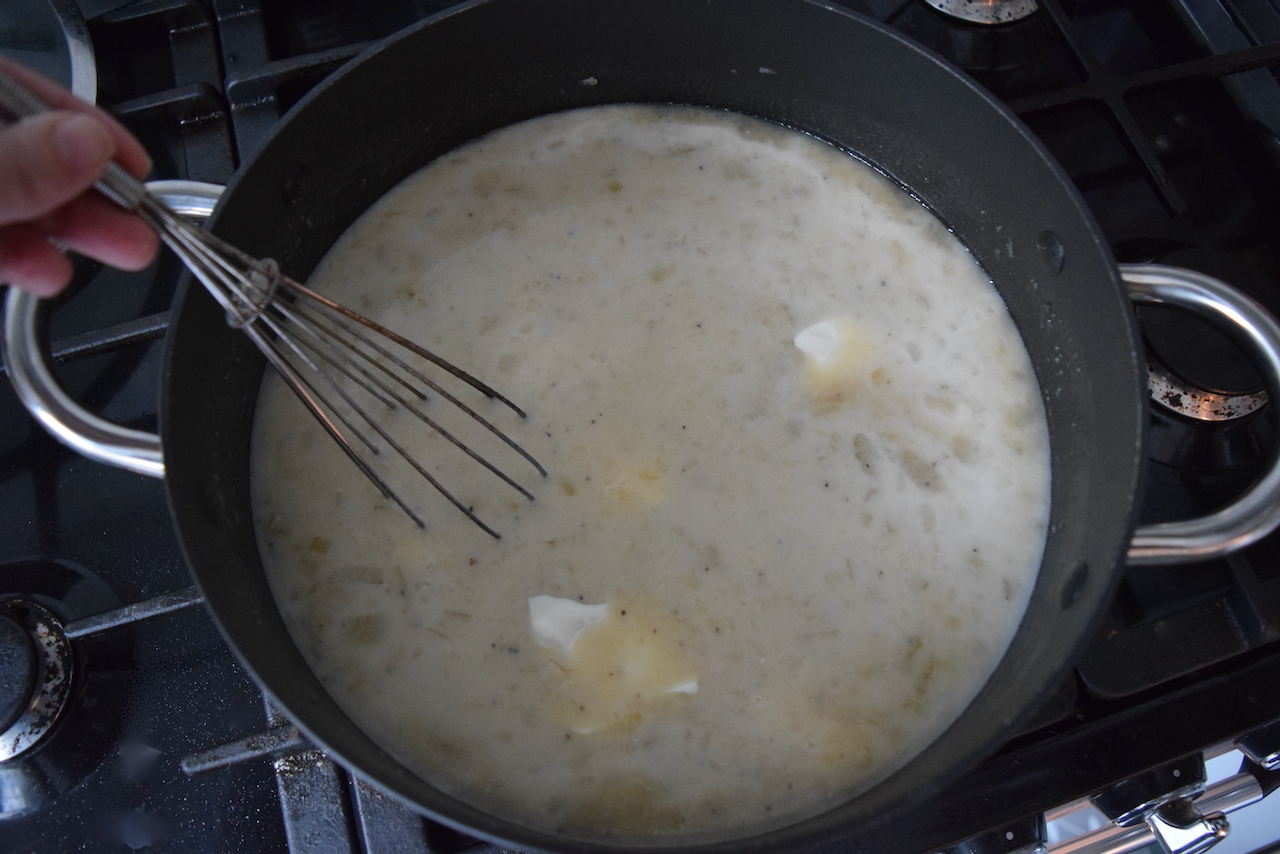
[250,105,1051,843]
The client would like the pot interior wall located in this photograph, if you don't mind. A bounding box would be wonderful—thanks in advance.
[162,0,1145,849]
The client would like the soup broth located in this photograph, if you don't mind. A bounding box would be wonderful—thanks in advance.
[250,105,1051,842]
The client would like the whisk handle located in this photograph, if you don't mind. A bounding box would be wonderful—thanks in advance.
[0,68,148,211]
[0,68,47,122]
[94,161,149,210]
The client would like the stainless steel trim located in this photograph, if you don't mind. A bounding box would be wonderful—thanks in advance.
[1236,739,1280,773]
[1124,264,1280,564]
[1101,779,1206,828]
[1147,800,1229,854]
[1049,821,1154,854]
[1196,773,1265,815]
[1049,773,1266,854]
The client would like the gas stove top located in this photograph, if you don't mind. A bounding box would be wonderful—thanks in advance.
[1,1,1279,853]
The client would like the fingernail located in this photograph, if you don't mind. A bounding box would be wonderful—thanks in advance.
[52,114,112,174]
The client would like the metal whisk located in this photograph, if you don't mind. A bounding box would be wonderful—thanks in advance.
[0,69,543,538]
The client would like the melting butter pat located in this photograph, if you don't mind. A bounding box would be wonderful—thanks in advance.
[529,596,697,733]
[529,595,610,654]
[602,457,667,508]
[794,316,875,405]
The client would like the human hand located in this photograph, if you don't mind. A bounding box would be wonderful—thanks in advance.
[0,57,159,297]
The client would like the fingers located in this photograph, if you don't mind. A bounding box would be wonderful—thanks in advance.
[0,112,116,225]
[0,195,158,295]
[0,223,74,297]
[36,192,159,271]
[0,58,158,295]
[0,56,151,180]
[0,195,159,294]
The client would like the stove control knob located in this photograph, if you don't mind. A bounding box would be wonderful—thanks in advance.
[1091,754,1208,826]
[0,615,37,733]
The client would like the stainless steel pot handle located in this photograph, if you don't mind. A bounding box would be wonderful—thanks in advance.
[1,181,223,480]
[1123,263,1280,565]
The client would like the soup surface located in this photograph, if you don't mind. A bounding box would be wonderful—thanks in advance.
[250,105,1052,842]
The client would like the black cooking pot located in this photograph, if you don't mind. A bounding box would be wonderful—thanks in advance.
[8,1,1280,851]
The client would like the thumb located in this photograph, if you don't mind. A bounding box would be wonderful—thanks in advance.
[0,112,115,226]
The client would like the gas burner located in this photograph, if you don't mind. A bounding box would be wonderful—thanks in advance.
[921,0,1039,25]
[1136,249,1274,402]
[1147,359,1267,422]
[1143,358,1273,473]
[0,599,73,764]
[1125,246,1278,472]
[878,0,1068,99]
[0,560,132,820]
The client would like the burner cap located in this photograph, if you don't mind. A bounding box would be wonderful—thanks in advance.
[1138,248,1277,397]
[0,561,132,820]
[0,600,73,763]
[0,616,36,733]
[921,0,1040,25]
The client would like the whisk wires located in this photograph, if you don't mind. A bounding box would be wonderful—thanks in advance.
[136,193,543,538]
